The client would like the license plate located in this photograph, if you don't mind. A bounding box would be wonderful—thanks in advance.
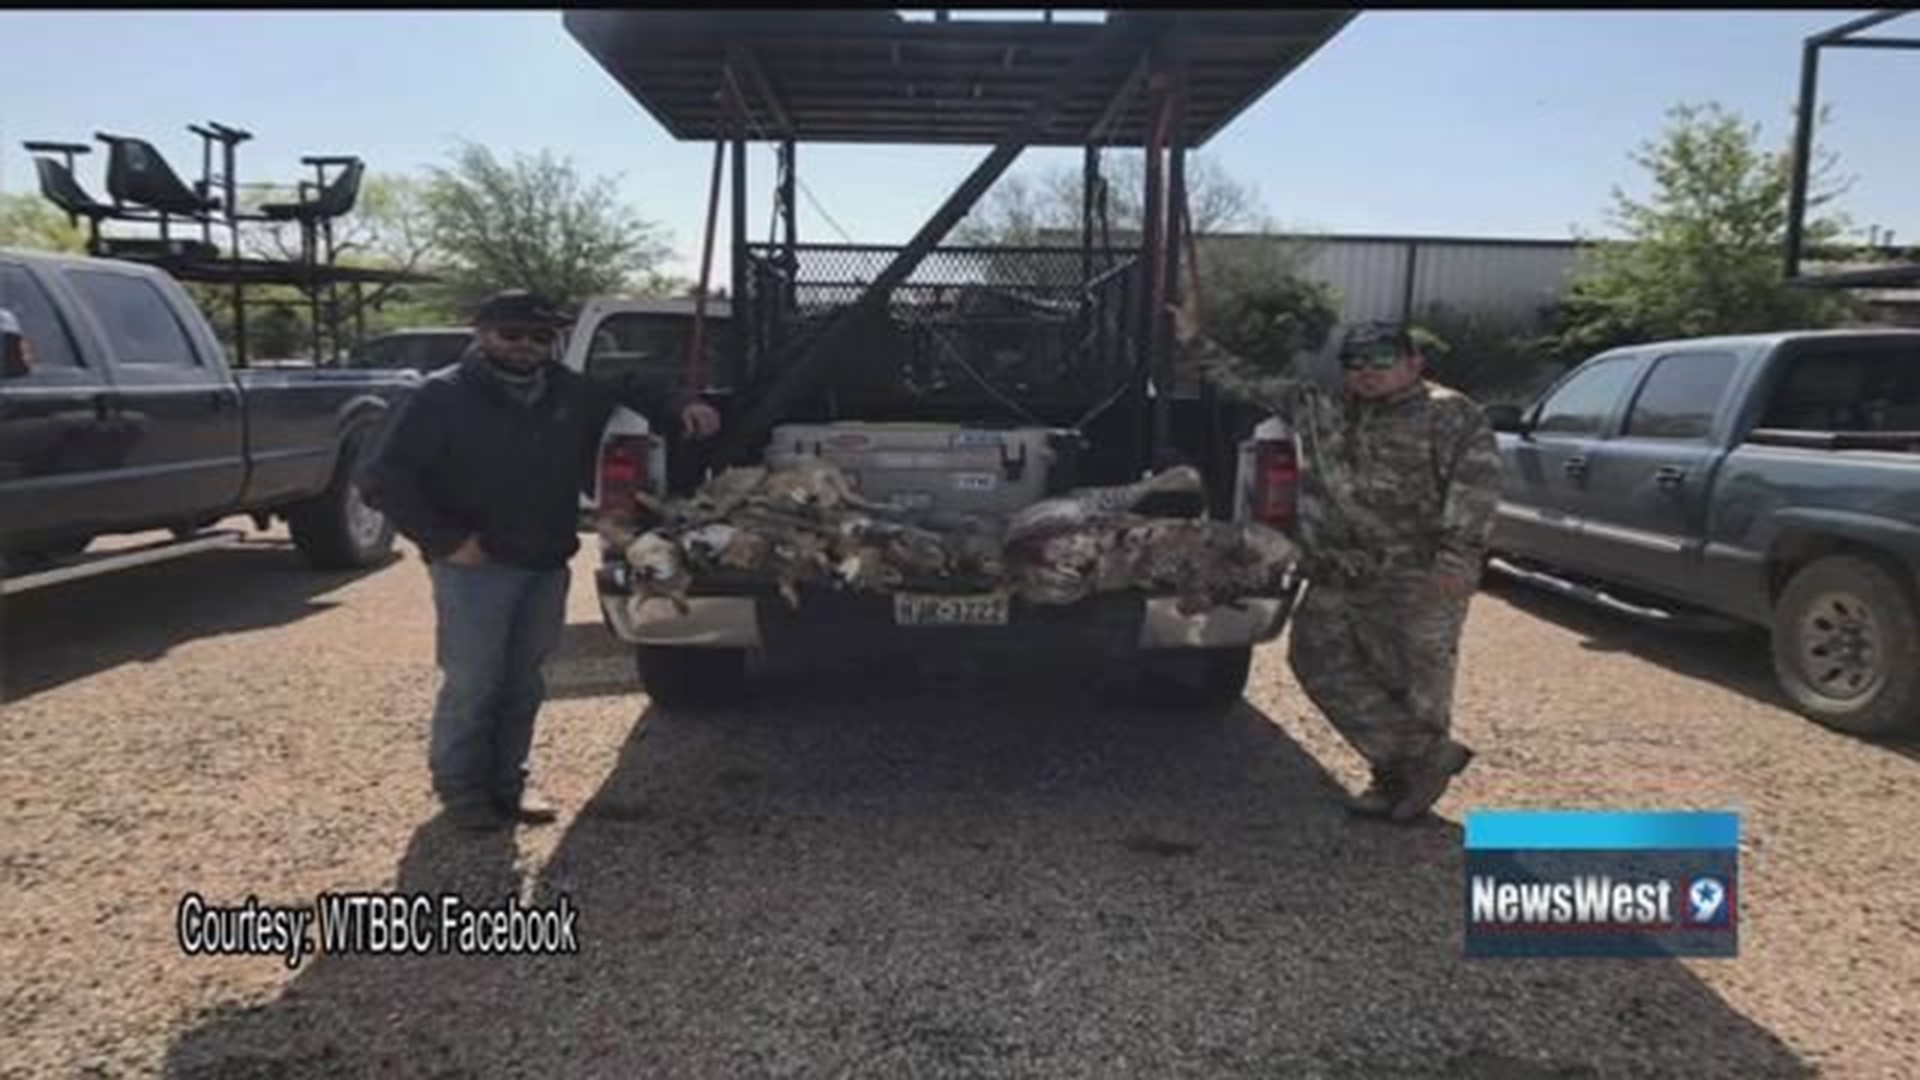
[893,592,1010,627]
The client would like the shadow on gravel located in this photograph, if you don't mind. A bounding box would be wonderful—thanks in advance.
[0,540,390,704]
[1483,576,1920,759]
[541,620,641,701]
[1482,576,1784,707]
[166,656,1812,1078]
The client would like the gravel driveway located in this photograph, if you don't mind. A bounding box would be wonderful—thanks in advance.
[3,524,1916,1078]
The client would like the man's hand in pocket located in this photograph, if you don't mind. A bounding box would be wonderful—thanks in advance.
[446,536,488,567]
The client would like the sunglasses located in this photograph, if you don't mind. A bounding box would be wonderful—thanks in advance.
[1339,344,1409,371]
[489,326,557,345]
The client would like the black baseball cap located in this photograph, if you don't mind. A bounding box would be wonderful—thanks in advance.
[472,290,568,329]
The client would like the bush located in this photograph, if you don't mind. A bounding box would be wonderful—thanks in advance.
[1545,102,1865,356]
[1193,235,1341,379]
[1411,301,1563,404]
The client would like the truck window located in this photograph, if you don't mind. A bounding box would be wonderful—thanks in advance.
[67,270,201,368]
[1623,351,1739,440]
[0,265,83,372]
[1762,342,1920,432]
[349,337,397,369]
[585,312,735,392]
[359,337,402,368]
[1533,357,1639,435]
[417,334,471,371]
[395,337,440,372]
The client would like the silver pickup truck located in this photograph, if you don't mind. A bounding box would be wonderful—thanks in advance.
[1488,329,1920,735]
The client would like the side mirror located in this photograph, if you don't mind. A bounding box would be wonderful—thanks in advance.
[0,308,32,379]
[1484,403,1529,434]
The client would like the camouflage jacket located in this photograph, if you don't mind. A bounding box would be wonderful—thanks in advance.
[1187,337,1503,585]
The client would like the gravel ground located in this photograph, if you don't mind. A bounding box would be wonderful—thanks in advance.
[3,522,1917,1078]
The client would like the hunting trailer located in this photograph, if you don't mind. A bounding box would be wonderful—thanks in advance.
[560,9,1353,707]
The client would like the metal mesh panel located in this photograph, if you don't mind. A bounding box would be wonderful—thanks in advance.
[742,243,1146,413]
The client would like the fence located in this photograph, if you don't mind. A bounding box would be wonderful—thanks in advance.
[739,242,1149,415]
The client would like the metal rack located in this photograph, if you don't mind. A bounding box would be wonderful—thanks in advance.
[1785,10,1920,289]
[562,10,1355,473]
[21,123,432,365]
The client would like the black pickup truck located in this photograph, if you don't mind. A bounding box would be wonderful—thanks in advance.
[1,248,415,586]
[1486,329,1920,735]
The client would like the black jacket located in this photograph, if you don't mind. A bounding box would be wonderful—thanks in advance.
[361,353,693,570]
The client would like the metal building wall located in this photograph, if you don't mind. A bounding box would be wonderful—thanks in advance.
[1409,242,1584,323]
[1296,239,1412,324]
[1207,233,1586,329]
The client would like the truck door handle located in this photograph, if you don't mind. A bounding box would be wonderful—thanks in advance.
[210,389,231,412]
[1562,455,1588,478]
[1654,465,1686,490]
[92,392,120,421]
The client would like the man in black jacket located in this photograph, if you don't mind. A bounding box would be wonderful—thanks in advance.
[362,290,721,831]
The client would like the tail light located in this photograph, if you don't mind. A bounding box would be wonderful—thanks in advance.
[598,433,659,515]
[1251,438,1300,533]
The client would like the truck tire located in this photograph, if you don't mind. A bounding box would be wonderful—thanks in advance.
[288,431,396,570]
[635,645,748,709]
[1771,555,1920,736]
[1140,646,1253,715]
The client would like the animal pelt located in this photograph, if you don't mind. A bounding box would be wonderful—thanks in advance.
[613,459,1298,612]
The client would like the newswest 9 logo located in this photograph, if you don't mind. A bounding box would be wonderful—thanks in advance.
[1464,811,1739,958]
[1470,873,1734,928]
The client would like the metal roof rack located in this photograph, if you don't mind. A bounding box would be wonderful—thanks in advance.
[564,10,1352,148]
[1785,10,1920,289]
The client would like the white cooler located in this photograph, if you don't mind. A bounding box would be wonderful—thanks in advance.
[765,422,1063,517]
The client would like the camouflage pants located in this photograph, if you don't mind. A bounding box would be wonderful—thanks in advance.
[1287,575,1473,773]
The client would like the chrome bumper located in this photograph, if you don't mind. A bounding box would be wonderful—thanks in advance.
[598,588,1292,651]
[601,593,765,648]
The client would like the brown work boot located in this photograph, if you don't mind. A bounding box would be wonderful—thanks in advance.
[1343,767,1409,818]
[443,799,510,833]
[1389,741,1475,823]
[494,788,559,826]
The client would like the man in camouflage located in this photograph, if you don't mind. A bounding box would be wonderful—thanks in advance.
[1172,306,1503,822]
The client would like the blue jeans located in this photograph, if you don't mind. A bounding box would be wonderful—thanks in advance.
[426,560,571,808]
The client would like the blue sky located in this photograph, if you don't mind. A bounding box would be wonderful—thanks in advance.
[4,10,1916,278]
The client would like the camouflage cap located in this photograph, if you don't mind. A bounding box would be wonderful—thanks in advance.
[1337,321,1415,358]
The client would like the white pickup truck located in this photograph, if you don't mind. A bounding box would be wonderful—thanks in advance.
[560,296,1302,712]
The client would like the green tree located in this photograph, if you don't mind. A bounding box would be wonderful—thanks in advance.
[0,192,87,253]
[957,155,1337,377]
[1409,301,1561,402]
[423,142,675,312]
[248,173,450,334]
[1189,235,1340,378]
[1550,101,1864,357]
[955,151,1265,245]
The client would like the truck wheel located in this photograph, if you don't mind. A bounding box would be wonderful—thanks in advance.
[1771,555,1920,736]
[288,432,396,570]
[1140,646,1253,715]
[635,645,748,709]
